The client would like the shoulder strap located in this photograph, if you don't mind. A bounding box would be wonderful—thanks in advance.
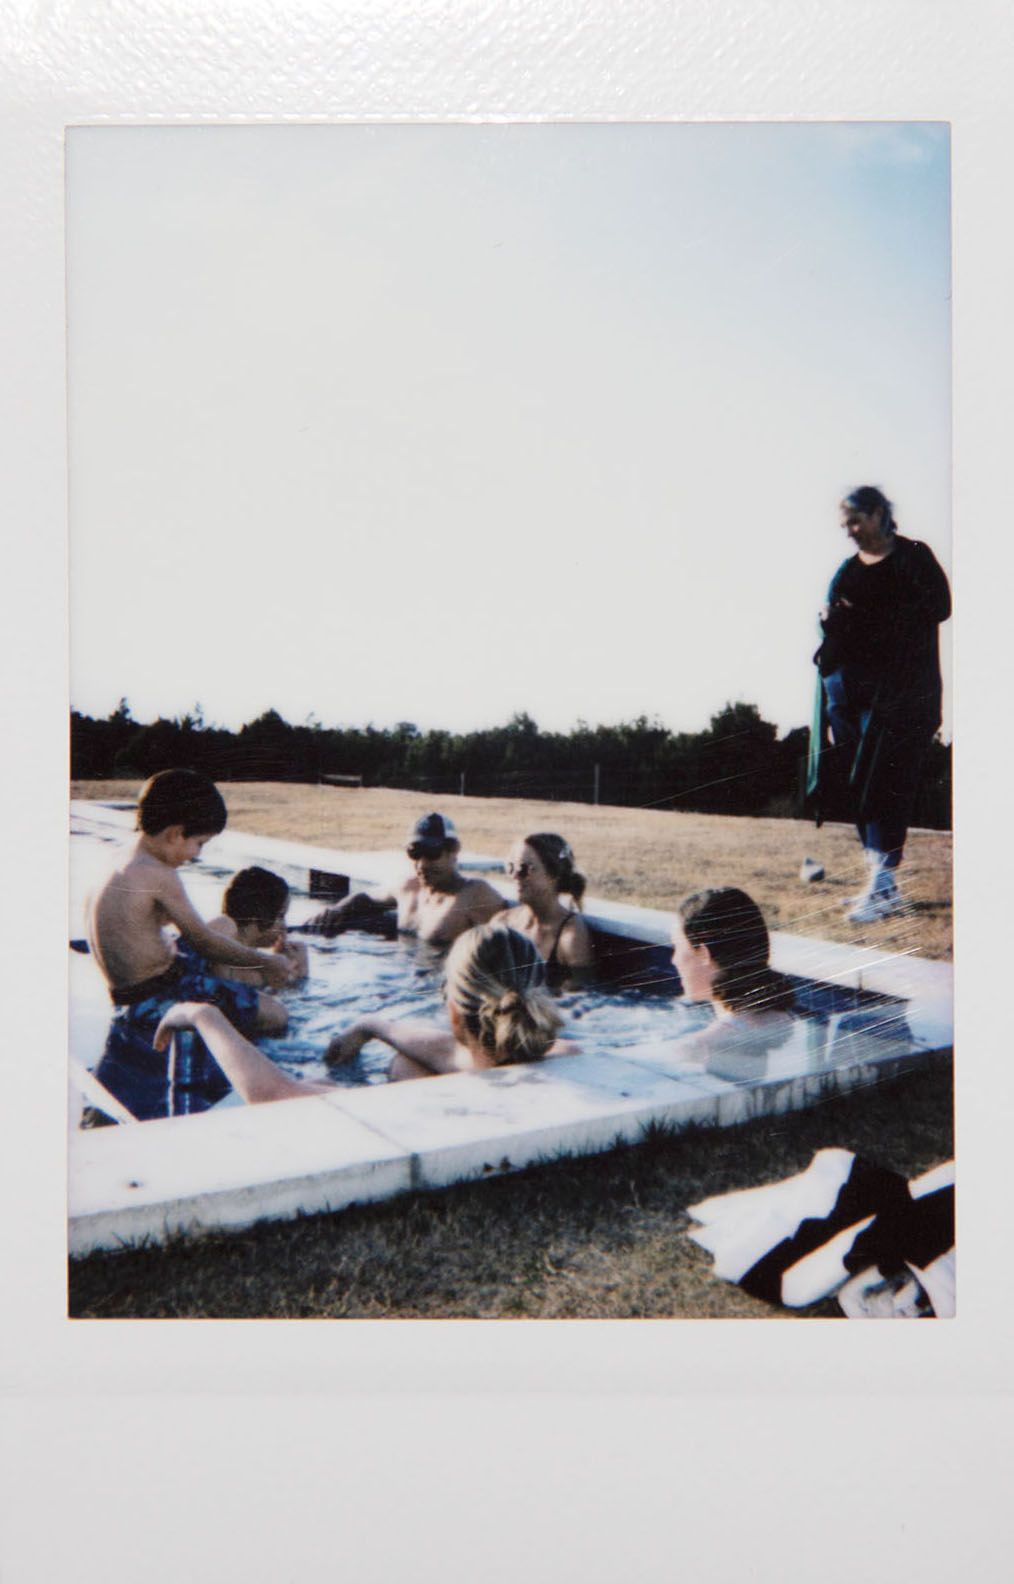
[547,911,573,964]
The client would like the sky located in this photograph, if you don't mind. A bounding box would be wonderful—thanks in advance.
[66,121,952,741]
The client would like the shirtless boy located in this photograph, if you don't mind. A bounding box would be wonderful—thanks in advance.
[306,812,504,948]
[87,769,296,1120]
[207,866,309,987]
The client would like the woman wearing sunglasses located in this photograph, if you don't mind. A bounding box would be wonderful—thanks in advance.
[499,833,595,990]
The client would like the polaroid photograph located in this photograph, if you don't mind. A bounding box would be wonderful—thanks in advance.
[2,1,1010,1579]
[64,118,954,1325]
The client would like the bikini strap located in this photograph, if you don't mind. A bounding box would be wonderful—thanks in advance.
[546,910,574,967]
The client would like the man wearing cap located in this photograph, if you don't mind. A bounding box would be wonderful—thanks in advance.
[305,812,504,947]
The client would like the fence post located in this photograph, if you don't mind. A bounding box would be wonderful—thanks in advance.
[460,771,466,798]
[593,763,600,805]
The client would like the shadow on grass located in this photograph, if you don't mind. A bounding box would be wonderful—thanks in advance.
[68,1058,953,1322]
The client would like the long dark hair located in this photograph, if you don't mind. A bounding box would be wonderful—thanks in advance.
[677,888,795,1013]
[524,833,586,908]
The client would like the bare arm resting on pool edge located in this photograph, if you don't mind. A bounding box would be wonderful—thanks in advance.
[302,889,398,936]
[304,813,504,945]
[153,1003,335,1104]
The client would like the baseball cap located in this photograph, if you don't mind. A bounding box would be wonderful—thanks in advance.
[406,812,458,855]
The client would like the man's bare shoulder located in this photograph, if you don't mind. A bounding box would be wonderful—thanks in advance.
[462,876,506,920]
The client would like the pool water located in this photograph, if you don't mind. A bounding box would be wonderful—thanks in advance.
[265,930,718,1086]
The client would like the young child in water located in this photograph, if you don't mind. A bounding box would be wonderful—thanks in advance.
[207,866,308,988]
[86,769,298,1120]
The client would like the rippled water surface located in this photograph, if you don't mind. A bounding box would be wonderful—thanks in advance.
[269,931,718,1085]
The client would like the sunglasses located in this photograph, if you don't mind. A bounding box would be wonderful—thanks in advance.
[505,860,536,878]
[407,843,444,860]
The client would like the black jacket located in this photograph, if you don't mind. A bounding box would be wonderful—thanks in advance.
[806,536,950,821]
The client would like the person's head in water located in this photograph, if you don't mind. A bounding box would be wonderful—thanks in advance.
[443,924,563,1065]
[136,768,228,838]
[840,486,896,554]
[507,833,586,911]
[672,887,795,1014]
[223,867,291,942]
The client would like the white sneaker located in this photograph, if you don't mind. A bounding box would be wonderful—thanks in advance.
[847,891,891,924]
[872,886,907,919]
[846,858,906,923]
[872,865,908,916]
[845,852,880,914]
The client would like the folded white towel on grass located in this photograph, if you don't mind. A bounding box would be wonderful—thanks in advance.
[688,1151,955,1314]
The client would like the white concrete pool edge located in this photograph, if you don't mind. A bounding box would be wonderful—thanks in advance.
[68,803,953,1256]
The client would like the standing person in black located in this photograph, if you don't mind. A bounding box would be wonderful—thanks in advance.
[807,486,950,923]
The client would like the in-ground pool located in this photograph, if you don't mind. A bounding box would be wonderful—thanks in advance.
[70,816,925,1104]
[68,800,952,1255]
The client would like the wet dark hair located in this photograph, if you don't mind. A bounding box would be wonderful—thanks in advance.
[136,768,227,837]
[841,485,896,532]
[677,887,796,1014]
[223,867,290,928]
[524,833,586,909]
[444,924,563,1066]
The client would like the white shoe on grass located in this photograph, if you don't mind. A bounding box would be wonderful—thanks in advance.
[872,864,909,916]
[846,856,906,924]
[847,892,891,924]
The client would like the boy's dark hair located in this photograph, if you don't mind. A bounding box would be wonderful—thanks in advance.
[223,867,290,928]
[136,768,227,837]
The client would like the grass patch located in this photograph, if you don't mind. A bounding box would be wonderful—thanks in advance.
[68,1061,952,1320]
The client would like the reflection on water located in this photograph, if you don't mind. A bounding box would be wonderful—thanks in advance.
[668,1010,797,1083]
[650,1005,915,1084]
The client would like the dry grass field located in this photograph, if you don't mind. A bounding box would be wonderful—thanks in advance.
[71,778,952,959]
[68,780,953,1320]
[69,1061,952,1321]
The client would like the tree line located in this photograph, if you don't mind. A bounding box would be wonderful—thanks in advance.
[69,698,951,827]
